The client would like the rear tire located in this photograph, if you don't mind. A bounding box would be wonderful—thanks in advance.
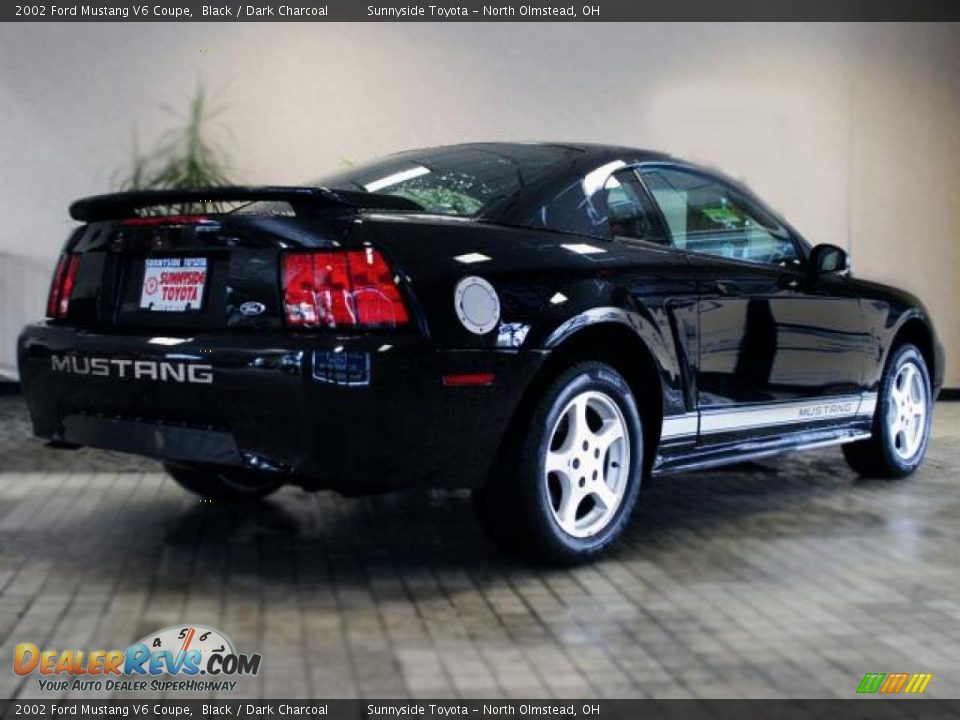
[473,361,644,565]
[842,344,932,478]
[165,463,281,502]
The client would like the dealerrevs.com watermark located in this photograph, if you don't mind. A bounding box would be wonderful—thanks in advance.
[13,625,261,694]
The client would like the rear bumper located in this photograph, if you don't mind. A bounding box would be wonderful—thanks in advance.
[17,323,545,492]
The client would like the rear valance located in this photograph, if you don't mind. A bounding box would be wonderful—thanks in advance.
[69,186,422,222]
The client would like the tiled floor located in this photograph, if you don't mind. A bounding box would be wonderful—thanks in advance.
[0,395,958,699]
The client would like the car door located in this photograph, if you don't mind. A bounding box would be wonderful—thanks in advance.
[597,168,701,441]
[638,165,871,443]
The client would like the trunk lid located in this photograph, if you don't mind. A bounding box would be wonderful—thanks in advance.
[64,214,347,331]
[56,186,420,331]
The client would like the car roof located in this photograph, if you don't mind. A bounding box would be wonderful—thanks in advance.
[414,142,674,234]
[342,142,771,239]
[437,142,782,235]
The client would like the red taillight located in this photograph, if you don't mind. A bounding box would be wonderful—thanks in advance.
[282,249,409,329]
[350,248,410,326]
[46,255,68,318]
[46,254,80,320]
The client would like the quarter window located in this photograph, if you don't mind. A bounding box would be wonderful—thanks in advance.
[641,168,798,266]
[602,170,665,244]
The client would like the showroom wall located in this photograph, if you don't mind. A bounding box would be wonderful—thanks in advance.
[1,22,958,385]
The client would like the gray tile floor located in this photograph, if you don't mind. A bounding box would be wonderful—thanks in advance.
[0,394,958,700]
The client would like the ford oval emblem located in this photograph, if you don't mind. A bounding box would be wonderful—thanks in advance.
[238,301,266,317]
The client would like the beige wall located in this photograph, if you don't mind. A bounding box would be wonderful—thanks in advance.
[1,22,958,384]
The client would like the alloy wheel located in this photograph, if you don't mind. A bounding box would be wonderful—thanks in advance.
[887,359,927,460]
[544,390,631,538]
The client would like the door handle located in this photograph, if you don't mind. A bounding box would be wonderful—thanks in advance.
[777,274,801,290]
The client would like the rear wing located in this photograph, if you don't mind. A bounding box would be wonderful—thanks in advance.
[69,186,423,222]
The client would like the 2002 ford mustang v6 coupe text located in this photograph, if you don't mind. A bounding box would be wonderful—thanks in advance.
[18,143,943,563]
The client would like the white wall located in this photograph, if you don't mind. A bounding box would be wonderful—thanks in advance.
[1,22,958,384]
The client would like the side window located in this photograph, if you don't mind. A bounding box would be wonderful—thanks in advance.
[640,168,799,266]
[602,170,665,244]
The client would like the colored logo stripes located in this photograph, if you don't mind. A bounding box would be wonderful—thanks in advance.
[857,672,933,694]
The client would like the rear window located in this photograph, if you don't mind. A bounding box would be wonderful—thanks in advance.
[314,144,581,217]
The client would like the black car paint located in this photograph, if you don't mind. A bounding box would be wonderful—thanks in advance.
[17,143,944,492]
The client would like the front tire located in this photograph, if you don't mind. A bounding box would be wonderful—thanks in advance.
[165,463,282,502]
[474,362,644,564]
[843,343,932,478]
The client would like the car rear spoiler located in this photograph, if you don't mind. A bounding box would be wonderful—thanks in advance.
[68,186,423,222]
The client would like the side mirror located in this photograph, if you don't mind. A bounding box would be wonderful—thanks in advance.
[810,244,850,276]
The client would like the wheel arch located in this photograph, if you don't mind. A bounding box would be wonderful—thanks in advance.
[887,314,937,386]
[501,321,666,479]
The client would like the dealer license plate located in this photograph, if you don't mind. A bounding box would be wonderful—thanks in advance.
[139,257,208,312]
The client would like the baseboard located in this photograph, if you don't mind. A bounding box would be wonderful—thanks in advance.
[940,388,960,401]
[0,381,20,395]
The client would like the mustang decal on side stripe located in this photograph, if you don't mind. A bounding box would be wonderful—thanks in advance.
[660,395,878,440]
[798,401,854,418]
[50,354,213,384]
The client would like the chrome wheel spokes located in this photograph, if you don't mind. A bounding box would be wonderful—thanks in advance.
[544,390,630,538]
[887,360,927,461]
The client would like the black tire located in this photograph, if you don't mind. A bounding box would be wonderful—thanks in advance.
[164,463,282,502]
[843,344,932,478]
[473,361,644,565]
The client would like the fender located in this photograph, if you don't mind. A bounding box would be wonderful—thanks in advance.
[876,307,942,390]
[543,306,663,356]
[534,305,693,420]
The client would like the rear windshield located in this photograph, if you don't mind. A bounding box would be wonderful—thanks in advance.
[314,144,581,217]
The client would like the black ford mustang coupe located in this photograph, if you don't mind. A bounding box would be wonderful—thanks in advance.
[19,143,943,563]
